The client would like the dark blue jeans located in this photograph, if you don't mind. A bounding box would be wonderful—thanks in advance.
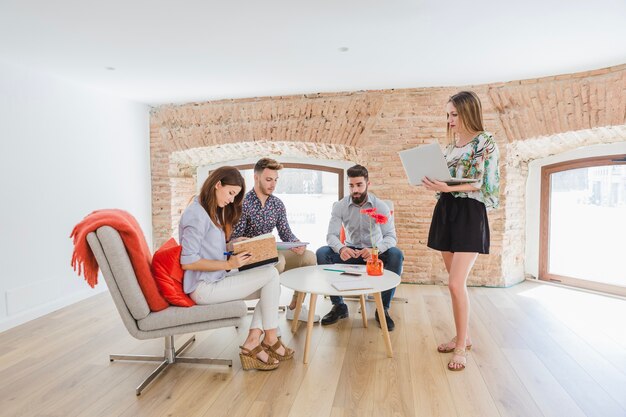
[315,246,404,310]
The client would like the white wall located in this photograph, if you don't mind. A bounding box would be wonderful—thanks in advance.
[525,141,626,278]
[0,61,152,332]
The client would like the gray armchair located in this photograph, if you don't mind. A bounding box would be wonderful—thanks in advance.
[87,226,248,395]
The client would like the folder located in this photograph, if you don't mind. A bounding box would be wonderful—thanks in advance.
[232,233,279,271]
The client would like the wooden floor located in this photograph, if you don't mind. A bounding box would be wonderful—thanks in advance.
[1,281,625,417]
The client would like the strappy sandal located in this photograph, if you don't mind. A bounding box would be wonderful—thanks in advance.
[239,345,279,371]
[261,338,295,361]
[447,348,467,371]
[437,336,473,353]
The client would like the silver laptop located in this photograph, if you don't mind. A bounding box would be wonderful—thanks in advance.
[399,142,478,186]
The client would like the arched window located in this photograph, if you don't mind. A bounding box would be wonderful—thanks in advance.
[539,154,626,296]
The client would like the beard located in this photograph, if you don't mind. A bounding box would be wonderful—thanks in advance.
[351,189,368,205]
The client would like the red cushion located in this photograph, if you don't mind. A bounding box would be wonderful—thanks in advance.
[152,238,195,307]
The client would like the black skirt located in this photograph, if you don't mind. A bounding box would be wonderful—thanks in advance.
[427,193,490,254]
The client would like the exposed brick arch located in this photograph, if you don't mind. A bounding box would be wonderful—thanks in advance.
[151,92,386,151]
[488,68,626,141]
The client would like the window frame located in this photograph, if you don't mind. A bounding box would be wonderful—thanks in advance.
[231,163,344,200]
[539,153,626,296]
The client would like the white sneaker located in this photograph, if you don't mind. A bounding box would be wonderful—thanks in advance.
[286,305,321,323]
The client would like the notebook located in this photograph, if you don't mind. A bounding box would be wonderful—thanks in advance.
[232,233,279,271]
[399,142,479,185]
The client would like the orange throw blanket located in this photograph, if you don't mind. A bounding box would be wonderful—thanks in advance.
[70,209,169,312]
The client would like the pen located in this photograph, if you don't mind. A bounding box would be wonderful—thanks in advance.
[323,268,345,272]
[223,251,233,256]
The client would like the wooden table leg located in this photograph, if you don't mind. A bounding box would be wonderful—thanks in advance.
[359,295,368,328]
[291,291,306,333]
[373,292,393,358]
[303,293,318,364]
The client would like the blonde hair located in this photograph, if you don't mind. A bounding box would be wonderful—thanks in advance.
[446,91,484,145]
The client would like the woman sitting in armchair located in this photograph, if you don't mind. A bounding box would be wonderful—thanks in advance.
[179,166,294,370]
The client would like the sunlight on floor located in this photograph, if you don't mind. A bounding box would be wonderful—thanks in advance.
[517,283,626,344]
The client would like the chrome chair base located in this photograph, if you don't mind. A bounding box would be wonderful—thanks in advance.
[110,335,232,395]
[247,305,287,312]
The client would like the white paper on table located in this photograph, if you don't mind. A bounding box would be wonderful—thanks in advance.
[331,279,373,291]
[276,241,309,250]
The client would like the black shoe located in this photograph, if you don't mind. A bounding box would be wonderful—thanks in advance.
[375,309,395,331]
[321,303,349,325]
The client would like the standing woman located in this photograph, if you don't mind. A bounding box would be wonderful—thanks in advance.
[422,91,500,371]
[179,166,294,371]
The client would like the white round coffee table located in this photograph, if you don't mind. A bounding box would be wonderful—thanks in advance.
[280,265,401,364]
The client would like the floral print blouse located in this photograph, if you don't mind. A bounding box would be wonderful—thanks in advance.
[444,131,500,209]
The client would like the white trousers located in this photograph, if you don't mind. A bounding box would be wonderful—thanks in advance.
[190,266,279,331]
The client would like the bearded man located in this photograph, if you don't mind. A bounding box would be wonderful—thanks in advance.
[316,165,404,331]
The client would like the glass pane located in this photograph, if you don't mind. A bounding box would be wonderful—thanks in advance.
[548,164,626,287]
[240,168,339,250]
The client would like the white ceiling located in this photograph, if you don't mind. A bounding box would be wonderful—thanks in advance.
[1,0,625,105]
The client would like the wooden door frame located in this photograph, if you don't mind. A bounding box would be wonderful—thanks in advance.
[539,154,626,296]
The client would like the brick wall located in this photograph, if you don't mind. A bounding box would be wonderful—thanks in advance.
[150,64,626,286]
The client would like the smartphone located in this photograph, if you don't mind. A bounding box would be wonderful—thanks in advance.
[340,271,362,277]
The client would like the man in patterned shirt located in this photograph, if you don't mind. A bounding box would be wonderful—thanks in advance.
[231,158,320,322]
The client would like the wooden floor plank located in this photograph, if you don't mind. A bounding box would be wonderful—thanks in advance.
[288,345,347,417]
[493,288,625,417]
[424,293,501,417]
[402,287,458,417]
[469,294,544,417]
[502,348,587,417]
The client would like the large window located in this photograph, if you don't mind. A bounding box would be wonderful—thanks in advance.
[539,155,626,296]
[234,163,343,251]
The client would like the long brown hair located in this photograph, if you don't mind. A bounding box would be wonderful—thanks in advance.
[199,166,245,239]
[446,91,484,145]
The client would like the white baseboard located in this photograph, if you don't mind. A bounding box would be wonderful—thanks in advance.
[0,286,108,333]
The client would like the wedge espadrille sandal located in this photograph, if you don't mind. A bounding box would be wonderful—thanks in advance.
[239,345,279,371]
[261,338,294,361]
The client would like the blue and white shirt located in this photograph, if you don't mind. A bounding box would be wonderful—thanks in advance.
[326,193,397,254]
[179,198,228,293]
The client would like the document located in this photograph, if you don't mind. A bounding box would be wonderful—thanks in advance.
[331,279,373,291]
[232,233,279,271]
[276,241,309,250]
